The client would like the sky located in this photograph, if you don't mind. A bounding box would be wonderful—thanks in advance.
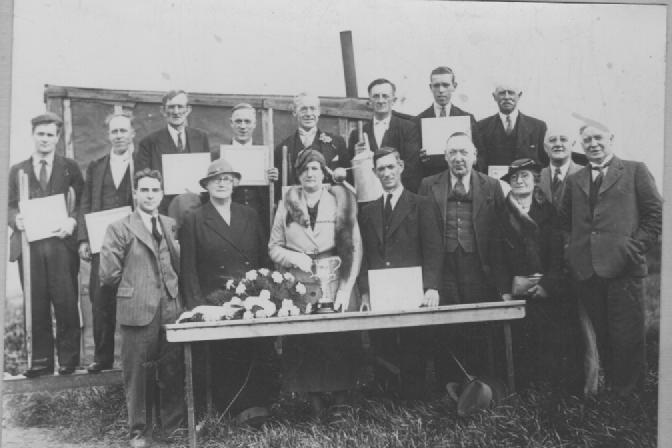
[4,0,668,293]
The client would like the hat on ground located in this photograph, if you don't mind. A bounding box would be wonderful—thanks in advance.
[500,158,541,183]
[199,158,241,189]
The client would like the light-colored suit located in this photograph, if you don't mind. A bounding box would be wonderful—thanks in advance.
[100,210,184,437]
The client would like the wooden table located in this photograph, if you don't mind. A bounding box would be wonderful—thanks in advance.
[165,300,526,448]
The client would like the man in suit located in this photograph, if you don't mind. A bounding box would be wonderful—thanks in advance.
[222,103,278,234]
[347,79,422,193]
[538,125,582,207]
[77,111,135,373]
[100,169,184,447]
[275,92,349,190]
[7,112,84,377]
[418,132,510,384]
[559,122,662,396]
[477,82,548,173]
[135,90,211,213]
[414,66,483,178]
[359,147,443,399]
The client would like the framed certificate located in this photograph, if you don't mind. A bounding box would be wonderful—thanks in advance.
[368,266,424,312]
[85,206,132,253]
[219,145,271,186]
[421,116,471,155]
[19,194,68,242]
[162,153,212,195]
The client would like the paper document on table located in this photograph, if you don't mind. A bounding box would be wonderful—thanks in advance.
[85,206,132,253]
[19,194,68,242]
[368,266,424,312]
[162,153,212,195]
[220,145,271,186]
[421,116,471,155]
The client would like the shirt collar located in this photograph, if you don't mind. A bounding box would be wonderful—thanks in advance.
[499,109,519,128]
[373,115,391,127]
[109,148,131,162]
[298,127,317,137]
[232,138,253,147]
[590,153,614,169]
[32,151,55,166]
[450,171,472,192]
[383,185,404,208]
[551,160,571,178]
[167,125,184,144]
[434,102,452,117]
[137,208,160,232]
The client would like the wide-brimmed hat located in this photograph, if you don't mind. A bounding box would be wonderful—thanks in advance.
[199,158,241,189]
[500,158,541,183]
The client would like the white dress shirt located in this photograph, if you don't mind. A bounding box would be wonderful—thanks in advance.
[550,160,571,182]
[232,138,253,147]
[32,152,55,182]
[499,109,519,131]
[109,149,131,188]
[450,171,472,194]
[434,102,452,118]
[167,125,185,149]
[373,116,391,148]
[590,154,614,181]
[382,184,404,210]
[137,208,162,236]
[298,127,317,148]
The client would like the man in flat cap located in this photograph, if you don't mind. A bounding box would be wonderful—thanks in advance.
[135,89,211,213]
[77,111,135,373]
[559,122,662,396]
[7,112,85,377]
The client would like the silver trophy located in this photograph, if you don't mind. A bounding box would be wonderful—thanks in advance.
[311,255,342,313]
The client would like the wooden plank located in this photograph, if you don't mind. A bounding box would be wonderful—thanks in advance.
[165,301,526,343]
[63,98,75,159]
[3,369,122,395]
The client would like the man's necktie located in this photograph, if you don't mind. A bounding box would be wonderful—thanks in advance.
[551,167,562,193]
[454,177,466,199]
[177,132,185,152]
[151,216,162,244]
[505,115,513,135]
[440,106,447,117]
[39,160,49,191]
[384,193,393,224]
[589,164,607,212]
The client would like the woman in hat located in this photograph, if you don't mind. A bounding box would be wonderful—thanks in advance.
[268,149,362,417]
[179,158,276,424]
[500,158,582,393]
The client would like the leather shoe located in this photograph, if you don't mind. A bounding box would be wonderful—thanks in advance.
[23,367,53,378]
[87,361,113,373]
[58,366,76,375]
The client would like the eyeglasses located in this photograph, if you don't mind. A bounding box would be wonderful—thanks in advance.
[210,176,236,184]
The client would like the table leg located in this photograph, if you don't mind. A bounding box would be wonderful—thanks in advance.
[184,343,196,448]
[503,323,515,392]
[205,342,213,414]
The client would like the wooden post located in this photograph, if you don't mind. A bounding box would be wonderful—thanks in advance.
[184,343,196,448]
[340,31,358,98]
[262,107,275,230]
[281,145,288,188]
[18,170,32,369]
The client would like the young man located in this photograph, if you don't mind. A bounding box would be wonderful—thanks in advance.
[77,111,135,373]
[7,112,84,377]
[100,169,184,447]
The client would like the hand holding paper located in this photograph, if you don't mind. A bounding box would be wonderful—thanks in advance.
[14,213,25,231]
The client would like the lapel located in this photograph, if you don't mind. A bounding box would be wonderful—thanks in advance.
[185,127,198,153]
[386,189,413,238]
[576,165,592,197]
[363,121,379,152]
[568,160,582,176]
[49,155,70,195]
[369,196,385,244]
[202,202,249,258]
[158,214,180,275]
[599,156,623,194]
[93,154,111,203]
[515,112,530,147]
[296,189,321,247]
[431,171,450,222]
[381,115,399,149]
[421,105,436,118]
[539,166,552,201]
[128,211,158,258]
[158,127,178,153]
[18,158,39,196]
[471,171,486,219]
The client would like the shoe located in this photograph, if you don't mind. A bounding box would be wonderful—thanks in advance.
[58,366,76,375]
[23,367,53,378]
[129,434,149,448]
[87,361,113,373]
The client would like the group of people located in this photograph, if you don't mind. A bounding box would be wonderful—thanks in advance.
[7,66,662,447]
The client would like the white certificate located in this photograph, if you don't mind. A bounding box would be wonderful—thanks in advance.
[19,194,68,242]
[421,116,471,155]
[219,145,271,186]
[85,206,132,253]
[368,266,424,312]
[162,153,212,195]
[487,165,509,180]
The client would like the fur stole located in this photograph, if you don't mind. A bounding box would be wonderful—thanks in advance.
[283,185,357,282]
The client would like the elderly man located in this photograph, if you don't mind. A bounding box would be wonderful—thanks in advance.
[538,125,583,207]
[359,147,443,399]
[224,103,278,233]
[275,92,349,189]
[419,132,509,385]
[8,112,84,378]
[477,82,547,172]
[135,90,211,213]
[559,122,661,396]
[77,112,135,373]
[414,66,483,178]
[347,79,422,193]
[100,169,184,447]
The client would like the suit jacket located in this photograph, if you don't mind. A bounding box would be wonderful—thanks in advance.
[347,115,422,192]
[99,211,181,326]
[559,156,662,280]
[413,104,484,178]
[538,161,582,209]
[418,169,509,294]
[477,111,548,171]
[135,126,211,174]
[275,128,348,188]
[358,189,443,293]
[76,153,133,242]
[7,154,84,261]
[179,201,266,309]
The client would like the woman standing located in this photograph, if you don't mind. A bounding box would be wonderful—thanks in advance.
[180,158,276,424]
[269,149,362,417]
[500,158,582,393]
